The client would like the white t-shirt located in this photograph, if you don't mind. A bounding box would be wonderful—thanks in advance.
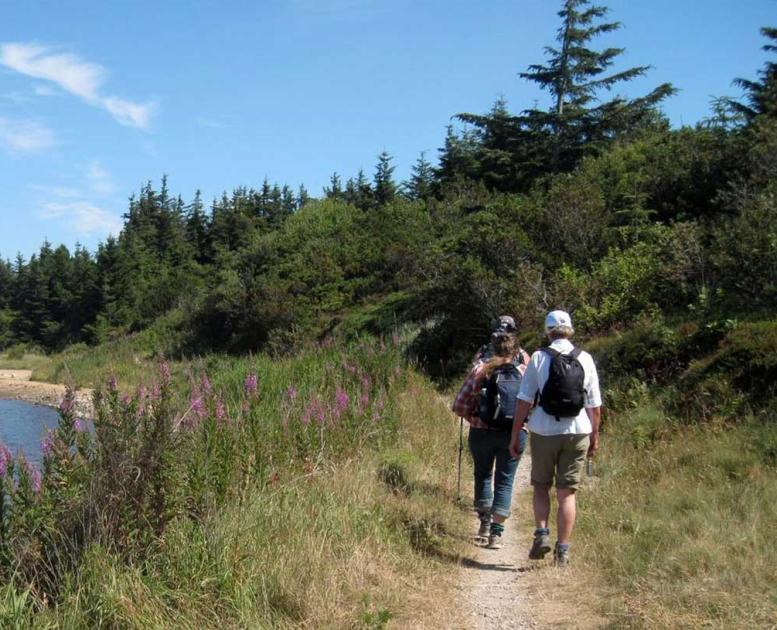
[517,338,602,436]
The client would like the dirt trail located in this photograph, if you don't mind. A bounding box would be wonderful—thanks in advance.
[0,369,92,416]
[456,454,538,629]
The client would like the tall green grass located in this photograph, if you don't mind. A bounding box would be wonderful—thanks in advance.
[0,339,467,628]
[577,405,777,628]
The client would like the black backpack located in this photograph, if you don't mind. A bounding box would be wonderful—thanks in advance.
[478,363,523,431]
[539,347,586,420]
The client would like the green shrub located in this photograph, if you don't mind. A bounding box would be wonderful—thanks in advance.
[673,319,777,420]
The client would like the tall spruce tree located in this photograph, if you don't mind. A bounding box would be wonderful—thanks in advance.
[455,0,674,190]
[404,152,435,201]
[730,27,777,121]
[373,151,397,206]
[520,0,674,171]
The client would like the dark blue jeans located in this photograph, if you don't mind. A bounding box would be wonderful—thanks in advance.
[468,427,525,518]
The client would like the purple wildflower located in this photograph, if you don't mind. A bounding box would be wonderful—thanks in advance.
[287,386,298,401]
[136,385,147,416]
[59,395,74,415]
[190,395,206,420]
[31,468,42,494]
[215,398,227,424]
[73,417,85,433]
[120,394,132,406]
[41,430,56,458]
[150,383,161,401]
[159,361,171,385]
[302,397,325,426]
[335,387,350,413]
[0,443,11,477]
[361,375,371,390]
[244,373,258,397]
[200,374,212,394]
[359,393,370,413]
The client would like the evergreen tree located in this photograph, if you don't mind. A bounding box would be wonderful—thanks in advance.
[297,184,310,208]
[186,190,211,264]
[729,27,777,121]
[344,169,373,209]
[435,125,481,191]
[324,172,343,199]
[519,0,674,171]
[404,152,435,201]
[373,151,397,206]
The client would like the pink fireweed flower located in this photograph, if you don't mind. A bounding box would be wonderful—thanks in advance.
[200,374,212,394]
[59,395,74,415]
[0,442,12,477]
[287,386,298,401]
[150,383,161,402]
[159,361,172,385]
[302,397,325,426]
[244,373,258,397]
[136,385,147,416]
[361,375,371,390]
[41,430,56,458]
[190,394,206,420]
[120,394,132,406]
[73,417,85,433]
[215,398,227,424]
[335,387,350,413]
[31,468,42,494]
[359,393,370,413]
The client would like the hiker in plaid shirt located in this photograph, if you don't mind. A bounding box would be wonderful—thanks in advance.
[453,330,529,548]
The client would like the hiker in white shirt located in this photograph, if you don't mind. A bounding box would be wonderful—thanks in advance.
[508,310,602,567]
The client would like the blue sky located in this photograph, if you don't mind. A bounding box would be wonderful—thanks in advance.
[0,0,774,259]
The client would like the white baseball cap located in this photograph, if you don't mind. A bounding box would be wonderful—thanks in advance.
[545,310,572,329]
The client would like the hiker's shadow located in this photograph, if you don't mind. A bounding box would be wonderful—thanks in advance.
[461,557,537,573]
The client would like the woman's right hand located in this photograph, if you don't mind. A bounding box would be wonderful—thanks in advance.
[508,436,523,459]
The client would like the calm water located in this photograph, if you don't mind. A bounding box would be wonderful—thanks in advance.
[0,399,60,466]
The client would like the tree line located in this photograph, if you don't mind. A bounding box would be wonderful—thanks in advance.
[1,2,774,375]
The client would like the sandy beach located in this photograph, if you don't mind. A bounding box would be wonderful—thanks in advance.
[0,370,93,416]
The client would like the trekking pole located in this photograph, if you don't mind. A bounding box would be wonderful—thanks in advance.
[456,417,464,502]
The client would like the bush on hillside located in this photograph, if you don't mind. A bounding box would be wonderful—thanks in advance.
[672,319,777,420]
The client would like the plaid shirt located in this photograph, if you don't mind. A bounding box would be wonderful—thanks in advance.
[452,352,528,430]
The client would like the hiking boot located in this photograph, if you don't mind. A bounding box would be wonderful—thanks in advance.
[486,533,503,549]
[554,543,570,568]
[528,532,551,559]
[476,518,491,540]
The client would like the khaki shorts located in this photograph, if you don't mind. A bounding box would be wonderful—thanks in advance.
[530,433,590,491]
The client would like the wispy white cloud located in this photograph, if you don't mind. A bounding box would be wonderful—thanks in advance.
[0,42,156,130]
[0,117,56,154]
[85,160,115,195]
[40,201,122,237]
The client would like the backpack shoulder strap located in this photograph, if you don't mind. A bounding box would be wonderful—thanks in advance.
[570,347,582,359]
[541,347,560,359]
